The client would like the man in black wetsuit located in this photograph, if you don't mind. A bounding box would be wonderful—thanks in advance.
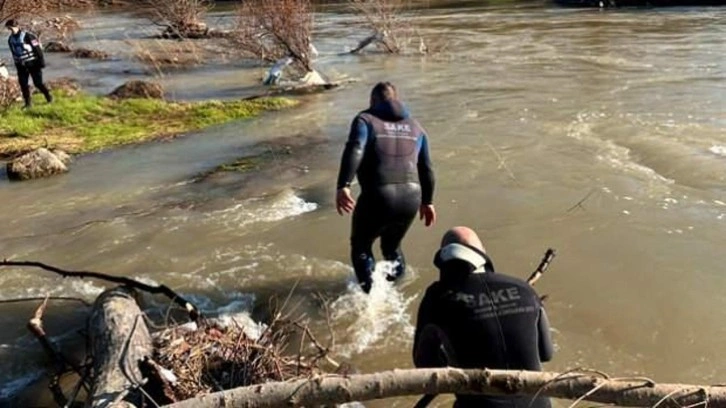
[336,82,436,293]
[413,226,554,408]
[5,19,52,109]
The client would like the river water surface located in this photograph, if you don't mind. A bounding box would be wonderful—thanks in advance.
[1,2,725,407]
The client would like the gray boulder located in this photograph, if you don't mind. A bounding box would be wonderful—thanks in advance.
[7,148,70,181]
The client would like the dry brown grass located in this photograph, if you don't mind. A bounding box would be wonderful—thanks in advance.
[0,77,21,112]
[127,38,206,75]
[0,0,48,22]
[234,0,314,76]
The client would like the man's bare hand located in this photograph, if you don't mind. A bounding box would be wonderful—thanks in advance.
[419,204,436,227]
[336,187,356,215]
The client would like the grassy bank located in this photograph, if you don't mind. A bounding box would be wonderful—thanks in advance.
[0,91,297,158]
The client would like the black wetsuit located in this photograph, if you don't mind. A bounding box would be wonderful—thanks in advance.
[8,30,51,107]
[336,100,435,292]
[414,259,554,408]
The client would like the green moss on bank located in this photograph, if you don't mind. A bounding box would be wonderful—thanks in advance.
[0,91,297,157]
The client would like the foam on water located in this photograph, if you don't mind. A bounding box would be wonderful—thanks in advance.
[708,145,726,157]
[207,189,318,230]
[330,262,416,358]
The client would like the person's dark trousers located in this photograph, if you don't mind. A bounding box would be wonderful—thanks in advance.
[349,183,421,293]
[17,64,52,107]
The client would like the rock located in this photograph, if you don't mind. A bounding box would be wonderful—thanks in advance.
[7,148,69,181]
[52,149,72,165]
[160,22,209,39]
[71,48,109,60]
[44,77,81,96]
[45,41,72,53]
[108,80,164,100]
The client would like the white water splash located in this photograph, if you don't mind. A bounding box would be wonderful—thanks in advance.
[708,145,726,157]
[330,262,416,358]
[212,189,317,227]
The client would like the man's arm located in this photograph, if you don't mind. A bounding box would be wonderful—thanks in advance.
[25,32,45,68]
[336,116,368,190]
[413,287,435,367]
[537,307,554,363]
[416,134,435,205]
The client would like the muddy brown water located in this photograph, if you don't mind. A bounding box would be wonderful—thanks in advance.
[0,2,725,407]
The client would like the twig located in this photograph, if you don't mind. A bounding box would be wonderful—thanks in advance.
[0,260,202,322]
[527,368,611,408]
[27,296,68,407]
[567,379,609,408]
[526,249,556,286]
[486,142,517,182]
[567,189,596,213]
[0,296,91,306]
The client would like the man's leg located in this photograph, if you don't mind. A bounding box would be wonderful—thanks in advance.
[379,184,420,281]
[380,215,416,281]
[16,66,31,108]
[350,194,382,294]
[29,67,52,103]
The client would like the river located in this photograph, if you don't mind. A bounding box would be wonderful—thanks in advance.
[1,1,725,406]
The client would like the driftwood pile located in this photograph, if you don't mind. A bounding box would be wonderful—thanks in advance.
[150,316,327,404]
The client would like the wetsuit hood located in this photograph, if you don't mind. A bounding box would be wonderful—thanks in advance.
[368,100,410,121]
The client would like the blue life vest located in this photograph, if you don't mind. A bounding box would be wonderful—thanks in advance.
[8,31,37,65]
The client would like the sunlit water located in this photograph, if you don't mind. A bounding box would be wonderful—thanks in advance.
[1,2,725,406]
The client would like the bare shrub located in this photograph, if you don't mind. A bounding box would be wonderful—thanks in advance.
[0,0,50,23]
[35,15,81,42]
[233,0,315,76]
[108,80,164,99]
[72,47,109,59]
[0,78,21,112]
[141,0,213,39]
[348,0,414,53]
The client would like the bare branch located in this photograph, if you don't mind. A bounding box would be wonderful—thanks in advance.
[233,0,314,76]
[0,260,202,322]
[164,367,724,408]
[347,0,413,54]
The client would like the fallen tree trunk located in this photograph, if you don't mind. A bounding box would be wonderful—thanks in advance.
[87,286,153,408]
[166,367,724,408]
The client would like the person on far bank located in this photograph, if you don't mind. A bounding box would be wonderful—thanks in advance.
[336,82,436,294]
[413,226,554,408]
[5,19,52,109]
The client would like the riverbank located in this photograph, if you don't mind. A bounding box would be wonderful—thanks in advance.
[0,90,297,158]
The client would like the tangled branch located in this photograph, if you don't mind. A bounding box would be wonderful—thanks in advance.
[141,0,213,39]
[348,0,413,53]
[0,260,203,322]
[233,0,314,75]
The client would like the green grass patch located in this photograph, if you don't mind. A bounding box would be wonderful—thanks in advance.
[0,91,297,157]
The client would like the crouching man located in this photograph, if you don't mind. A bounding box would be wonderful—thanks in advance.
[413,226,554,408]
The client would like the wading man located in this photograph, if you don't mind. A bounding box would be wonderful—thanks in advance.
[5,19,52,109]
[336,82,436,293]
[413,226,554,408]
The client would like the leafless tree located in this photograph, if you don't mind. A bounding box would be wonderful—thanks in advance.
[142,0,213,39]
[0,0,51,23]
[234,0,315,76]
[347,0,413,53]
